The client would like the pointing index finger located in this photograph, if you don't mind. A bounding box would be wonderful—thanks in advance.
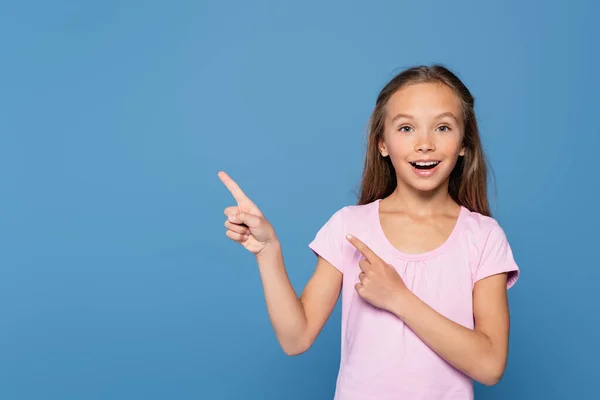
[218,171,251,204]
[346,234,379,263]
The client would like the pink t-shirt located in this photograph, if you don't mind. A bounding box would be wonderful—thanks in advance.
[308,199,520,400]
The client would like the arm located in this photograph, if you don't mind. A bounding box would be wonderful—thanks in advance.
[218,171,342,356]
[391,273,510,386]
[255,243,342,356]
[346,234,512,387]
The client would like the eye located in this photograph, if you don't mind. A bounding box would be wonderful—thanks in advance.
[398,125,414,133]
[436,125,451,132]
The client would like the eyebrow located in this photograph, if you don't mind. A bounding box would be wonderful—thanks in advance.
[391,112,459,123]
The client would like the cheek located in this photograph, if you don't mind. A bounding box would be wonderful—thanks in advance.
[384,135,413,157]
[438,135,464,155]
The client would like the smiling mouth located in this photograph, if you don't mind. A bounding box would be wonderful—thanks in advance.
[409,161,441,170]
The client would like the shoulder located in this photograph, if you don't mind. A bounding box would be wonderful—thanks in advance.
[308,200,378,272]
[460,207,503,234]
[458,207,511,248]
[316,200,379,229]
[341,200,379,220]
[458,207,520,288]
[309,200,378,251]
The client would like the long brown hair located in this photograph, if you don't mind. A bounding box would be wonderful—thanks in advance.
[357,64,493,216]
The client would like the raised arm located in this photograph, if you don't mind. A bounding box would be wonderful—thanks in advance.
[219,171,342,355]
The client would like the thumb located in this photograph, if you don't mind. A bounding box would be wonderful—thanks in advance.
[228,211,262,228]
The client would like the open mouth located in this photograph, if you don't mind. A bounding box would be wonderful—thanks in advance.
[409,161,440,170]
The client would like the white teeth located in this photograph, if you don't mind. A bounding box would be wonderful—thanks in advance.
[414,161,439,166]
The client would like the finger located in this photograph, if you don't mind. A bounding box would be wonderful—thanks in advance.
[225,220,250,235]
[226,229,249,243]
[224,206,250,228]
[218,171,254,205]
[358,258,371,273]
[228,211,262,229]
[346,234,379,263]
[355,283,365,296]
[358,271,366,284]
[224,206,239,217]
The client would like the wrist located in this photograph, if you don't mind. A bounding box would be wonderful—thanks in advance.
[390,288,417,320]
[256,239,282,262]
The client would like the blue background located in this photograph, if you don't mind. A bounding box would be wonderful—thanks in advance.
[1,1,598,399]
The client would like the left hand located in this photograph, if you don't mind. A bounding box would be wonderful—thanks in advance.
[346,234,409,312]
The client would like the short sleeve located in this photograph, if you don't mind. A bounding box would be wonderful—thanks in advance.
[474,224,520,289]
[308,208,347,273]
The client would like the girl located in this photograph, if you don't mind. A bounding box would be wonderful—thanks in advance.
[218,64,520,400]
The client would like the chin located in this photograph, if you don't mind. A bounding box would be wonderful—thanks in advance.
[396,168,451,194]
[410,180,447,193]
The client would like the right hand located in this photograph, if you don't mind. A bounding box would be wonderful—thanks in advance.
[218,171,277,255]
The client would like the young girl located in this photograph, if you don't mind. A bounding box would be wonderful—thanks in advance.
[218,65,520,400]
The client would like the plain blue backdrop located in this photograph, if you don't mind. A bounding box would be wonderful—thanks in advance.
[1,0,598,399]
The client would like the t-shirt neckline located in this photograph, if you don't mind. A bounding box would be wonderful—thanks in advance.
[373,198,466,261]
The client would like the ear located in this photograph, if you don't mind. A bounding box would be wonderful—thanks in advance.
[459,138,466,156]
[378,138,389,157]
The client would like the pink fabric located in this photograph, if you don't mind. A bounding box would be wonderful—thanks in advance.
[308,199,520,400]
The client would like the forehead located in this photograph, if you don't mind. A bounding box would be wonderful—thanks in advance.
[385,82,463,120]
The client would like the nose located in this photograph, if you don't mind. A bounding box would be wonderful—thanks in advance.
[415,133,435,153]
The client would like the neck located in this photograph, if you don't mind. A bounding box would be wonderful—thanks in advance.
[384,179,458,217]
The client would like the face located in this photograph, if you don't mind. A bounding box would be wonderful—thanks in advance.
[379,82,466,194]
